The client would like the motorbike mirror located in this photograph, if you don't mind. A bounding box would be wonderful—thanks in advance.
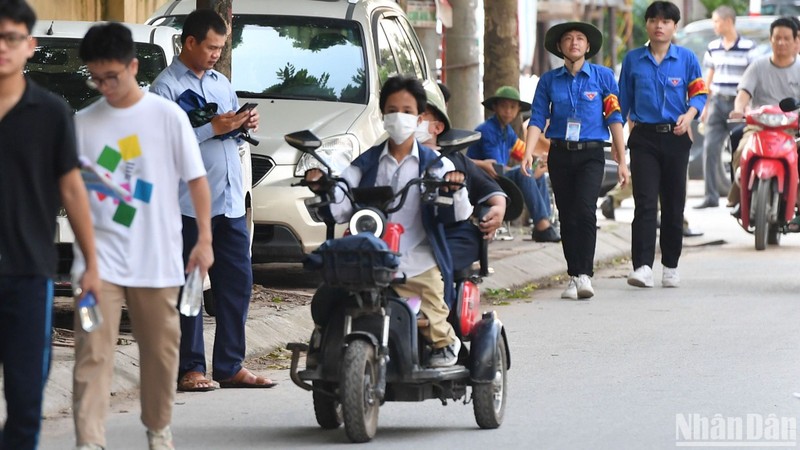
[437,129,481,155]
[779,98,799,112]
[284,130,322,153]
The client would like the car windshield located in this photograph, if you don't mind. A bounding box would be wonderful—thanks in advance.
[25,37,168,112]
[761,2,800,15]
[152,15,367,104]
[675,19,773,62]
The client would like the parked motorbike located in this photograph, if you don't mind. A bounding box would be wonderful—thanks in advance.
[284,129,510,443]
[731,101,799,250]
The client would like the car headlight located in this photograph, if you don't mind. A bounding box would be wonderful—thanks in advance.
[294,134,359,176]
[751,113,794,128]
[349,208,385,238]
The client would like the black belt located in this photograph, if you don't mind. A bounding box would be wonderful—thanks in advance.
[550,140,605,151]
[635,123,676,133]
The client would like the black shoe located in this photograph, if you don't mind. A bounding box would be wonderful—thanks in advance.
[600,196,615,220]
[682,227,704,237]
[693,199,719,209]
[533,226,561,242]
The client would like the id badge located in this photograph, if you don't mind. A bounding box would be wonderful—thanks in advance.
[566,118,581,142]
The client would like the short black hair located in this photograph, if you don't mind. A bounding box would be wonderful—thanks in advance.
[771,16,799,39]
[0,0,36,33]
[437,82,451,103]
[379,76,426,115]
[644,1,681,24]
[79,22,135,64]
[181,9,227,45]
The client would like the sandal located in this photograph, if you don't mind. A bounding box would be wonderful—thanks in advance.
[216,368,277,389]
[788,215,800,233]
[177,371,219,392]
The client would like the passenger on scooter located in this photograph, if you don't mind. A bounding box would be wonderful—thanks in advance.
[414,91,508,270]
[727,16,800,222]
[305,76,471,367]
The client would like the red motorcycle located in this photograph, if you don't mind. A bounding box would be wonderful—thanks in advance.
[734,101,799,250]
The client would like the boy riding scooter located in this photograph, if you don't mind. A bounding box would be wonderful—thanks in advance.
[304,76,471,367]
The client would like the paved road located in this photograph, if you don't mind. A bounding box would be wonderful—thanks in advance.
[38,203,800,449]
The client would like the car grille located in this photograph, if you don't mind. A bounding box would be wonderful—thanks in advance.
[251,154,275,187]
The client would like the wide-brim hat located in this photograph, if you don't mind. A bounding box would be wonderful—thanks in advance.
[544,21,603,60]
[481,86,531,113]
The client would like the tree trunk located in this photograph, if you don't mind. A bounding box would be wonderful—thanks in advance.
[484,0,521,126]
[447,0,482,130]
[197,0,233,80]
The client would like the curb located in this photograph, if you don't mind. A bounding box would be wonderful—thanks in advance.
[8,219,632,421]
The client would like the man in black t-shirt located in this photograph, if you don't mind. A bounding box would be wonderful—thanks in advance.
[0,2,99,448]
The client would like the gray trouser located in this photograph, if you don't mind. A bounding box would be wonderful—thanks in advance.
[702,95,736,201]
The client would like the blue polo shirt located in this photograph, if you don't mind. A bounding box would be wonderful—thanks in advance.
[529,62,623,141]
[467,116,516,165]
[150,56,245,219]
[619,44,708,124]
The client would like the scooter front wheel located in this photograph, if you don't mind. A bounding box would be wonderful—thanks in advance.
[341,340,379,442]
[473,334,508,429]
[753,178,772,251]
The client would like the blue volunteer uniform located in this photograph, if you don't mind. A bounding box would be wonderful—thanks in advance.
[619,43,708,272]
[529,62,623,277]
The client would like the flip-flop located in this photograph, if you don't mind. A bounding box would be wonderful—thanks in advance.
[177,371,218,392]
[216,368,277,389]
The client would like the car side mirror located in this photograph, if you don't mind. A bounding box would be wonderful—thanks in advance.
[437,129,481,154]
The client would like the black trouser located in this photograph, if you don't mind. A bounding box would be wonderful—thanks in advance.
[548,145,605,276]
[628,127,692,269]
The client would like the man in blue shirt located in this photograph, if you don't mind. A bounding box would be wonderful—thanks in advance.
[619,1,708,288]
[522,21,629,300]
[467,86,561,242]
[150,9,275,390]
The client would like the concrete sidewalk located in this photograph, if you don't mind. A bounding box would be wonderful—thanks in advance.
[3,215,634,422]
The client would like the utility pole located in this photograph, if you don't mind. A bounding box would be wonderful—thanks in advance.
[196,0,233,79]
[447,0,482,129]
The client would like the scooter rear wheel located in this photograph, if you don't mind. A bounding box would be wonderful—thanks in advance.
[473,334,508,429]
[341,340,379,442]
[313,381,342,429]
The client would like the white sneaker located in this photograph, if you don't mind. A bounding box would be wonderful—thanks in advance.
[493,226,514,241]
[576,274,594,299]
[662,267,680,287]
[561,277,578,299]
[627,265,654,288]
[147,426,175,450]
[429,338,461,367]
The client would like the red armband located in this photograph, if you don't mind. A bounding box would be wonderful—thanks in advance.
[688,78,709,98]
[510,138,526,162]
[603,94,621,119]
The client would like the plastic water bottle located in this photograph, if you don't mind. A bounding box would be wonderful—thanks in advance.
[77,292,103,333]
[179,267,203,317]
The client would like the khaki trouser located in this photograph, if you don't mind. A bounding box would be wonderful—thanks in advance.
[393,266,456,349]
[73,282,180,447]
[727,126,758,206]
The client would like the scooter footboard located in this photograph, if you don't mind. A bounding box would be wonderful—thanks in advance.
[468,311,511,383]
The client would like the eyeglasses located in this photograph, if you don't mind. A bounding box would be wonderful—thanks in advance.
[86,67,127,90]
[0,32,31,49]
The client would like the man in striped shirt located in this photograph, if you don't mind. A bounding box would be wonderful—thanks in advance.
[694,6,756,209]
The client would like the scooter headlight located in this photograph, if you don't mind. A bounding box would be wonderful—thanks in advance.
[751,113,793,128]
[349,208,385,238]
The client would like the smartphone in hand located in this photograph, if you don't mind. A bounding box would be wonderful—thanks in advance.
[236,102,257,115]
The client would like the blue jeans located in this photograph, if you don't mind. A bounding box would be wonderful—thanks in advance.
[0,276,53,450]
[505,166,552,224]
[180,215,253,380]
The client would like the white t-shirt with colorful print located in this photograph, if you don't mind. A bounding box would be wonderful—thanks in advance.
[72,92,206,287]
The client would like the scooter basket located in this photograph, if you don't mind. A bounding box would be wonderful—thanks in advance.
[313,234,400,289]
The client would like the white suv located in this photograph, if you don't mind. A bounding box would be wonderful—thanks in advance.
[27,20,253,295]
[148,0,446,263]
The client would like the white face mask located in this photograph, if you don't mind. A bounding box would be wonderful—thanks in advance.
[414,120,433,144]
[383,112,418,144]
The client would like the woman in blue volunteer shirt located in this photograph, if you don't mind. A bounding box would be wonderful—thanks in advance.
[523,21,630,300]
[618,1,707,289]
